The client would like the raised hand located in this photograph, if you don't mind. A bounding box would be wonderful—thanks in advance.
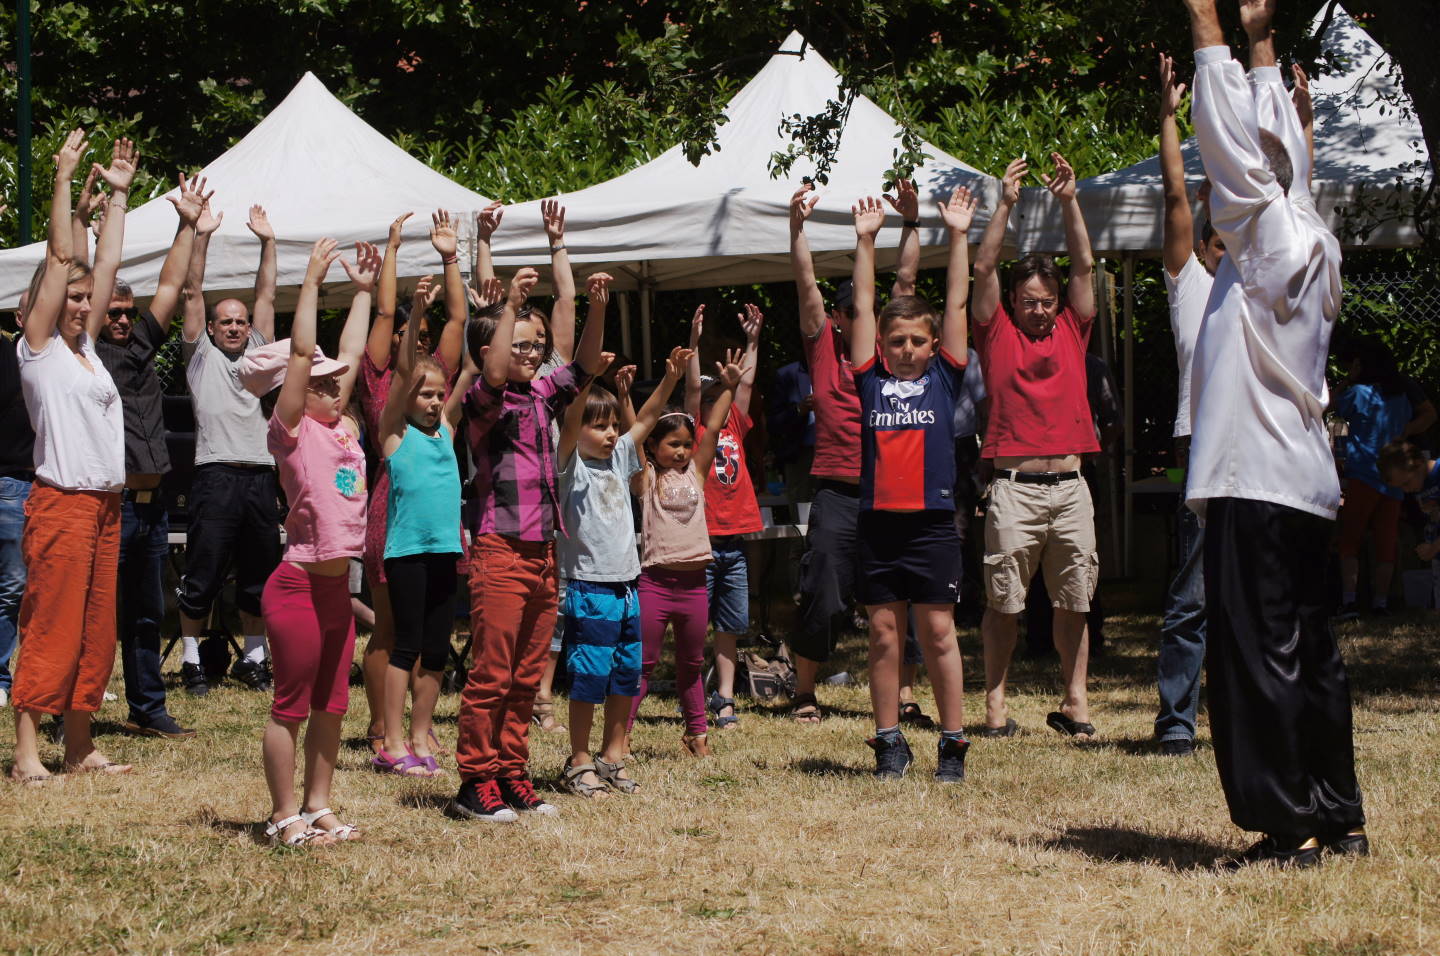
[586,271,612,307]
[167,173,210,225]
[884,178,920,221]
[937,185,978,234]
[196,199,224,237]
[1159,53,1187,118]
[95,138,138,193]
[738,303,763,343]
[664,347,694,381]
[1238,0,1275,39]
[510,266,540,305]
[1000,157,1028,206]
[410,275,439,312]
[387,211,413,248]
[1291,63,1313,128]
[614,364,637,396]
[688,303,705,345]
[341,241,382,294]
[851,195,886,239]
[789,184,820,235]
[1040,152,1077,203]
[54,128,89,181]
[593,351,617,379]
[75,167,102,223]
[469,276,503,311]
[716,347,745,388]
[476,201,504,240]
[541,199,566,245]
[430,209,458,258]
[246,204,275,241]
[306,238,341,282]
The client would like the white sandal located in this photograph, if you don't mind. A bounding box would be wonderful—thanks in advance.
[264,814,325,848]
[302,807,360,841]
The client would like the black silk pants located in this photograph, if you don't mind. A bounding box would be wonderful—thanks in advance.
[1203,497,1365,839]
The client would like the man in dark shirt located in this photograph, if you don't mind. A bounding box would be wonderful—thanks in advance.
[95,193,202,738]
[0,305,36,710]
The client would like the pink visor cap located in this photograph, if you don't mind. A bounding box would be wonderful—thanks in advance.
[237,340,350,397]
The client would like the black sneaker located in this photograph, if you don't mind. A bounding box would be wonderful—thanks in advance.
[1160,738,1195,757]
[1333,603,1361,623]
[452,779,519,822]
[935,735,970,783]
[1323,827,1370,858]
[230,658,273,692]
[1368,605,1391,618]
[1220,835,1321,871]
[867,733,913,779]
[123,713,197,739]
[498,777,559,816]
[181,662,209,697]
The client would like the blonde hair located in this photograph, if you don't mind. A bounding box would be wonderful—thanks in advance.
[22,259,92,325]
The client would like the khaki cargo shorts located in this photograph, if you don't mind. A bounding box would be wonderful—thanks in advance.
[983,475,1098,614]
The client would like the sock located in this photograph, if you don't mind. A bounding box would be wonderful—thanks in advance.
[181,636,201,666]
[1342,591,1357,606]
[1373,596,1388,610]
[244,635,268,664]
[874,724,902,741]
[940,728,967,744]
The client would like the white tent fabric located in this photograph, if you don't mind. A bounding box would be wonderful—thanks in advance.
[0,72,493,311]
[1014,6,1428,255]
[489,31,1006,290]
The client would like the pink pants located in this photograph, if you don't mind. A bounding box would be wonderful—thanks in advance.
[262,562,355,724]
[630,566,709,736]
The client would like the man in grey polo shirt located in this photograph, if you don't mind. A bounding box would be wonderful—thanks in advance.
[175,199,281,696]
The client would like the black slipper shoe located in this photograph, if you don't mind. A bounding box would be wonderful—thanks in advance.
[1046,711,1096,738]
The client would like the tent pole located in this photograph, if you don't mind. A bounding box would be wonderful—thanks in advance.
[1122,253,1136,578]
[618,291,633,362]
[639,262,653,378]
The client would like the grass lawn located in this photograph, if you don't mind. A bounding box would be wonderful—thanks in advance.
[1,610,1437,954]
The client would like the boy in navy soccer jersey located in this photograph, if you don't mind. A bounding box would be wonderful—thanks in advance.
[848,186,977,781]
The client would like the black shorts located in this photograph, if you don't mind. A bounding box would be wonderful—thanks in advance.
[177,464,282,619]
[792,481,861,663]
[857,510,961,606]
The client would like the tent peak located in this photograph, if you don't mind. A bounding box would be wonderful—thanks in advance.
[777,30,810,55]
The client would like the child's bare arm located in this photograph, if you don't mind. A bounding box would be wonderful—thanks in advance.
[631,346,693,446]
[693,348,743,477]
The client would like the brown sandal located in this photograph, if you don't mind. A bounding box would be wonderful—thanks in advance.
[530,697,567,734]
[790,692,823,724]
[682,733,711,757]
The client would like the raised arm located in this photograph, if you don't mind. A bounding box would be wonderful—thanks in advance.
[431,209,467,372]
[1043,152,1095,320]
[684,304,705,420]
[542,199,576,363]
[936,186,977,360]
[443,277,501,430]
[1159,53,1196,279]
[1184,0,1225,52]
[971,158,1025,325]
[736,303,763,416]
[70,167,100,269]
[473,201,502,285]
[149,181,205,333]
[334,241,381,413]
[484,268,539,388]
[614,364,638,432]
[558,352,617,462]
[848,196,885,368]
[25,129,88,349]
[788,184,827,339]
[248,205,277,341]
[885,178,921,297]
[694,349,743,477]
[1241,0,1277,70]
[276,239,340,431]
[380,277,435,452]
[574,271,609,376]
[630,346,692,446]
[368,211,412,369]
[87,138,139,341]
[178,175,216,343]
[1291,64,1315,182]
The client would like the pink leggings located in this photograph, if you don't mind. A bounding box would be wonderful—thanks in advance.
[262,562,355,724]
[630,566,709,736]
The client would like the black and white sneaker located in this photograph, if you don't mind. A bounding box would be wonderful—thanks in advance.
[935,735,970,783]
[230,658,273,692]
[181,662,209,697]
[498,777,560,816]
[867,733,913,779]
[452,779,519,823]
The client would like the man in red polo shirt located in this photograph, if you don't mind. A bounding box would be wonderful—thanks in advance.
[971,153,1100,740]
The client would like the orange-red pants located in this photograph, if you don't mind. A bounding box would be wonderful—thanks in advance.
[11,483,121,715]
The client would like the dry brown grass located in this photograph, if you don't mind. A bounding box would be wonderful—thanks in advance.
[2,611,1438,955]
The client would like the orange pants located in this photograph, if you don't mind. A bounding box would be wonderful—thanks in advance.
[11,483,121,714]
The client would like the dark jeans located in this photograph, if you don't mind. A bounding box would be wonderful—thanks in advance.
[1204,497,1365,839]
[177,464,281,620]
[791,481,860,664]
[0,476,31,692]
[119,494,171,723]
[1155,502,1206,742]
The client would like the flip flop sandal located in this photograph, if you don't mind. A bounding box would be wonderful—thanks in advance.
[790,692,823,724]
[593,755,640,794]
[707,692,740,729]
[64,761,133,775]
[10,772,57,787]
[264,814,327,848]
[1046,711,1097,739]
[561,759,610,799]
[899,702,936,729]
[302,807,361,841]
[975,718,1020,738]
[531,699,567,734]
[403,743,446,777]
[372,747,432,777]
[428,729,449,757]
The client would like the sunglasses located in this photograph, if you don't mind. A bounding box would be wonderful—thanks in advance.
[107,307,139,320]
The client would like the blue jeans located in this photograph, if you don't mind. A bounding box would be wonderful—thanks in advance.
[0,476,31,692]
[119,494,171,723]
[1155,502,1206,742]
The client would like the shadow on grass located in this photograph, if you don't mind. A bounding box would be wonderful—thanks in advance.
[788,757,870,777]
[194,812,267,845]
[399,791,455,812]
[1031,825,1229,871]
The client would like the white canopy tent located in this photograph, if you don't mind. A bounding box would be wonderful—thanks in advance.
[489,31,1006,367]
[0,72,493,311]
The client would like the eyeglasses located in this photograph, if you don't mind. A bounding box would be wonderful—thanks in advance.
[107,307,139,320]
[1020,298,1057,310]
[308,377,341,396]
[510,341,545,356]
